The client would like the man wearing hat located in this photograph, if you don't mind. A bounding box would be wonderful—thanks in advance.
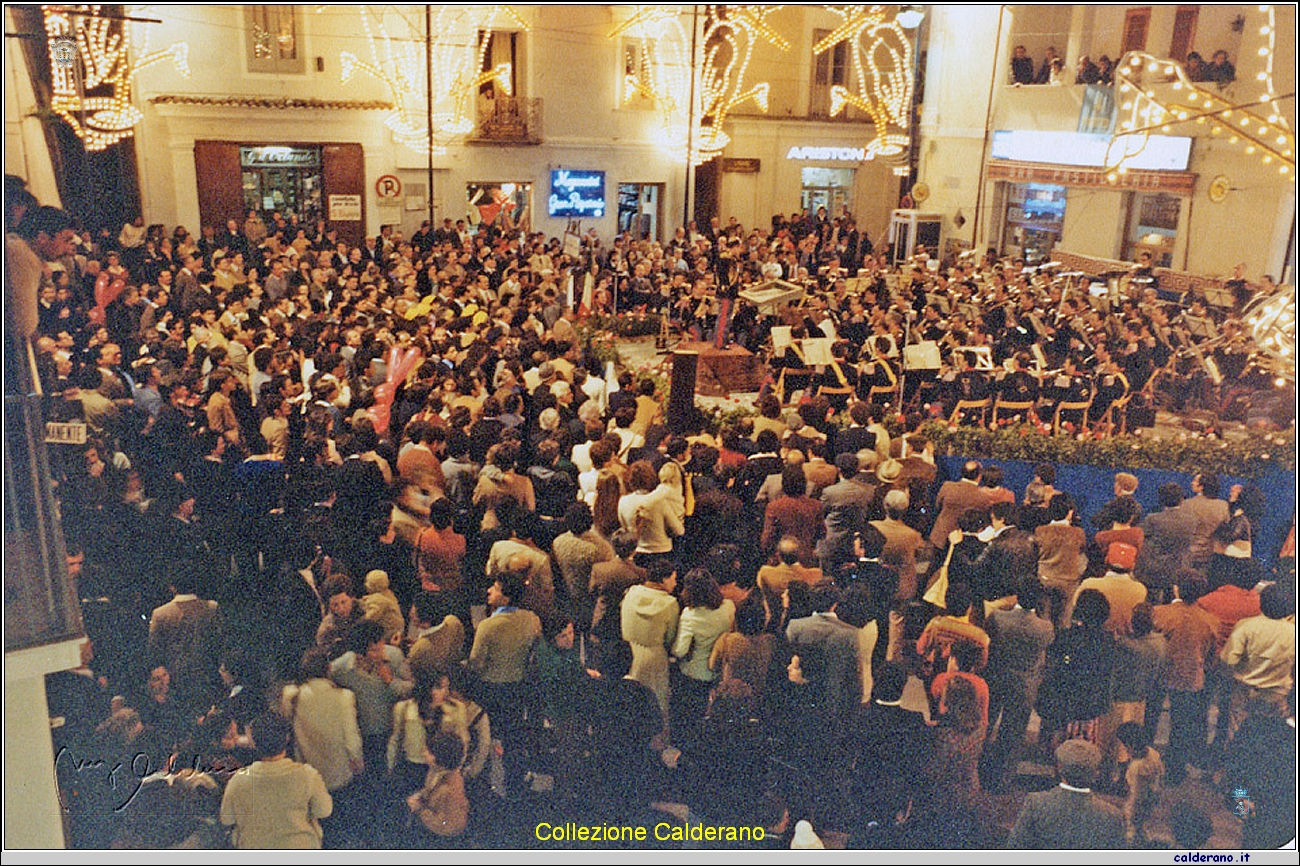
[1009,739,1126,848]
[1073,542,1148,636]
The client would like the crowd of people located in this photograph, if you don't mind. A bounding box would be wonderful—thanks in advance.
[1010,45,1236,87]
[7,171,1294,850]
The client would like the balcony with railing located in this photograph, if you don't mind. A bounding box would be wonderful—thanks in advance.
[469,96,543,145]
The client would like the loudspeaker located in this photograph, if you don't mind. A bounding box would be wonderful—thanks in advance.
[667,351,698,433]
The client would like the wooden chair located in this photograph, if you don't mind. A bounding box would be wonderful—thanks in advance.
[860,358,899,405]
[1053,399,1092,434]
[992,398,1037,426]
[817,383,856,410]
[948,398,990,427]
[1093,392,1132,437]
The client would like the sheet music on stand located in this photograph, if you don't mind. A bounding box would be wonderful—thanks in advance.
[1182,315,1217,340]
[926,292,952,315]
[1202,283,1237,310]
[770,326,793,357]
[801,337,834,366]
[956,346,994,370]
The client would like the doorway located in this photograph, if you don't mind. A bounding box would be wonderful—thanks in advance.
[617,183,662,240]
[239,145,323,224]
[800,167,855,218]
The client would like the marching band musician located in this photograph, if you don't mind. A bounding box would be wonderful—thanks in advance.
[1090,340,1131,424]
[1038,352,1094,424]
[995,352,1041,407]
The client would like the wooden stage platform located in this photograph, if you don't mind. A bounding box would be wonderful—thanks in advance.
[673,341,765,396]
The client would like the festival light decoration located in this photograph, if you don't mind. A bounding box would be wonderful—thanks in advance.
[42,4,189,151]
[338,5,527,155]
[1244,283,1296,382]
[1108,5,1294,178]
[611,5,790,165]
[816,4,915,159]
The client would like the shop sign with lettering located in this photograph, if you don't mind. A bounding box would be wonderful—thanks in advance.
[240,146,321,168]
[785,146,870,162]
[987,162,1195,196]
[549,170,606,218]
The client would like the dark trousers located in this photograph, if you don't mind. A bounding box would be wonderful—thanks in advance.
[1166,688,1207,782]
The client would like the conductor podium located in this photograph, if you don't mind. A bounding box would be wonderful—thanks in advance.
[672,341,764,397]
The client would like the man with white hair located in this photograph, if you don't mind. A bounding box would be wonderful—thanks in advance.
[871,488,924,660]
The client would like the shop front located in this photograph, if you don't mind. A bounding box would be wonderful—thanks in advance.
[194,140,367,244]
[987,129,1195,267]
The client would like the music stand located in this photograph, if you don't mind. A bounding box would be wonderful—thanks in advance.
[1203,283,1237,310]
[957,346,995,371]
[1182,315,1217,340]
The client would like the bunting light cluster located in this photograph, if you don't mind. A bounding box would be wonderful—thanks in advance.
[43,4,189,151]
[338,5,526,155]
[1108,5,1294,180]
[611,5,790,165]
[815,4,915,161]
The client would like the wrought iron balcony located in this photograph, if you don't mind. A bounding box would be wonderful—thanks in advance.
[469,96,543,145]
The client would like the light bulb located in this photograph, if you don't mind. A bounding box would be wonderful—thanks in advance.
[1258,72,1269,80]
[1148,62,1159,72]
[1263,155,1272,163]
[1230,136,1239,143]
[1241,118,1250,126]
[1259,47,1269,56]
[1260,26,1271,35]
[1279,136,1288,145]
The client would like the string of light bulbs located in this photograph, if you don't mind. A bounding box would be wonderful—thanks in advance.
[610,5,789,166]
[43,4,189,151]
[815,5,914,161]
[337,4,526,155]
[1109,6,1295,179]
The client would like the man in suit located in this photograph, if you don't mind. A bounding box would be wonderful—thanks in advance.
[786,584,861,721]
[1008,739,1126,848]
[1136,482,1199,603]
[758,536,825,618]
[1151,573,1219,785]
[1182,472,1231,571]
[832,401,876,461]
[929,460,987,550]
[846,661,932,823]
[983,577,1055,787]
[973,500,1038,606]
[819,452,877,569]
[148,563,224,712]
[1035,493,1088,628]
[871,488,925,661]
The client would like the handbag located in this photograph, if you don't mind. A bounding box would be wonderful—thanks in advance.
[921,542,956,608]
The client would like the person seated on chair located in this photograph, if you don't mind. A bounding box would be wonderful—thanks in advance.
[1038,353,1093,427]
[1090,340,1130,430]
[994,353,1040,419]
